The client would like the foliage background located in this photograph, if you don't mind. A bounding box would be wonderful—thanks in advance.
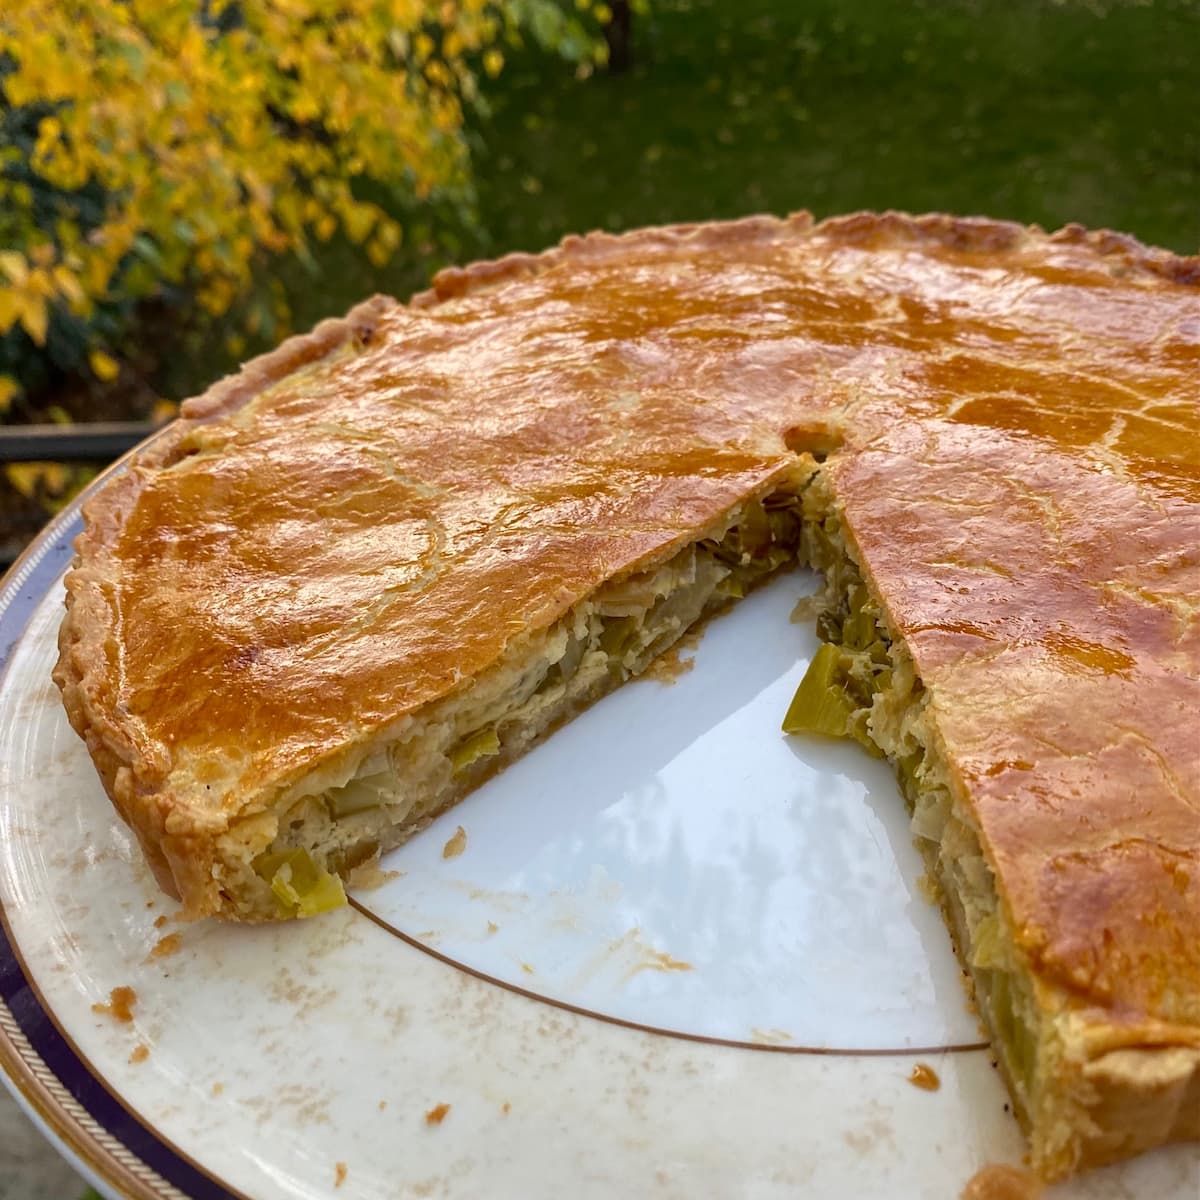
[0,0,605,416]
[1,0,1198,560]
[0,0,605,551]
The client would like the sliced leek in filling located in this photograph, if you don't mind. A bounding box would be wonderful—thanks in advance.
[256,848,346,918]
[240,487,807,919]
[782,478,1041,1126]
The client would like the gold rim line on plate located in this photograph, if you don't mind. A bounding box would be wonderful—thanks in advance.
[348,898,990,1058]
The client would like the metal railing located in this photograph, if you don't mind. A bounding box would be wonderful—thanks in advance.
[1,421,164,567]
[0,421,161,464]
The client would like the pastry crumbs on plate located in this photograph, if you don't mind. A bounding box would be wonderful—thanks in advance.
[908,1063,940,1091]
[959,1164,1043,1199]
[150,932,182,958]
[153,914,169,929]
[129,1044,149,1064]
[442,825,467,858]
[345,857,400,890]
[501,1101,511,1114]
[640,637,698,685]
[92,986,136,1022]
[334,1163,347,1188]
[625,949,692,979]
[425,1102,451,1125]
[212,1082,224,1096]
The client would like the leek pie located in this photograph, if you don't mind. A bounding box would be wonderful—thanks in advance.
[54,212,1199,1178]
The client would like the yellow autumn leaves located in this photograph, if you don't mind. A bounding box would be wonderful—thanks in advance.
[0,249,62,348]
[0,0,603,411]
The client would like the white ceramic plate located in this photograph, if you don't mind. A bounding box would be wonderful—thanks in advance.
[1,471,1196,1200]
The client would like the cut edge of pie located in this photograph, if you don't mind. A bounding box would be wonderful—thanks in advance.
[52,211,1200,1181]
[791,466,1200,1179]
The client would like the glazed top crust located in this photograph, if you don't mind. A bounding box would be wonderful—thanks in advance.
[60,212,1199,1032]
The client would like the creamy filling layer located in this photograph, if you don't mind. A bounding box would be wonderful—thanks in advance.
[232,486,809,918]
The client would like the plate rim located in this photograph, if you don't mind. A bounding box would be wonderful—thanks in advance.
[0,427,239,1200]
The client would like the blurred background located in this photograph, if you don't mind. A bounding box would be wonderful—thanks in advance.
[0,1,1197,1193]
[1,0,1198,566]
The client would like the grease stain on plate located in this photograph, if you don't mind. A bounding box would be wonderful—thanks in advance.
[749,1027,795,1046]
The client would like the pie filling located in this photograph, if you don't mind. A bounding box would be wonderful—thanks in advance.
[784,471,1040,1132]
[230,484,809,919]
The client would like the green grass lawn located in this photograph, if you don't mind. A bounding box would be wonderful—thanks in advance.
[234,0,1200,359]
[470,0,1199,257]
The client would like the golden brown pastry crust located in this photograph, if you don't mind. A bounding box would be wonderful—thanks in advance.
[55,296,396,905]
[54,211,1199,1175]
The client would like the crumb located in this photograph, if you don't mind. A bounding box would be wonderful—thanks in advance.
[501,1101,511,1115]
[378,1100,387,1111]
[626,949,692,979]
[150,933,182,958]
[334,1163,347,1189]
[345,855,400,891]
[487,921,499,935]
[92,986,136,1022]
[129,1044,149,1064]
[520,962,535,975]
[641,638,697,685]
[425,1102,451,1126]
[959,1164,1043,1199]
[153,914,169,929]
[144,900,155,909]
[212,1082,225,1096]
[908,1063,940,1091]
[442,826,467,859]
